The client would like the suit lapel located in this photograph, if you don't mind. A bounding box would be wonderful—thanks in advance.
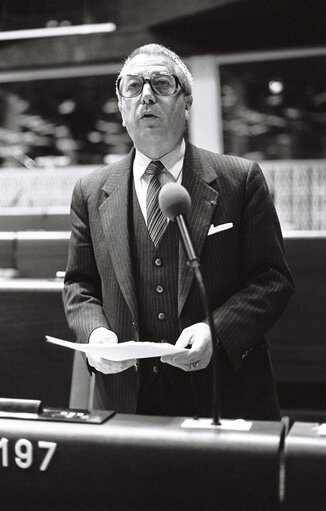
[99,151,138,324]
[178,144,219,316]
[97,144,220,322]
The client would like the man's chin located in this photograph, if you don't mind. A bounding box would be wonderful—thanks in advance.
[136,126,165,141]
[140,119,162,129]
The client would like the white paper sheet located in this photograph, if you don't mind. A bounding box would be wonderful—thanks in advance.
[46,336,187,361]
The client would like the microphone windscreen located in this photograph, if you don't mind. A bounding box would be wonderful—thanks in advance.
[159,182,191,220]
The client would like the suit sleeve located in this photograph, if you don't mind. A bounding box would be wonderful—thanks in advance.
[212,161,295,370]
[63,179,110,343]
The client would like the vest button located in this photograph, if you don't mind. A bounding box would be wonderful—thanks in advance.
[160,338,168,343]
[154,258,162,267]
[152,365,159,374]
[158,312,165,320]
[156,285,164,293]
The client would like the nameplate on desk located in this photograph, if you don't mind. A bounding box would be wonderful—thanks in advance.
[0,408,114,423]
[0,397,115,424]
[181,418,253,431]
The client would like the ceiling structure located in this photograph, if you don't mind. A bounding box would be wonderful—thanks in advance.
[0,0,325,71]
[0,0,117,30]
[0,0,324,170]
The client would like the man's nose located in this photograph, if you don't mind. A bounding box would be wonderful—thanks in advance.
[141,82,157,104]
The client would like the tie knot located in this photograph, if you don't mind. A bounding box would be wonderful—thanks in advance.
[146,160,164,176]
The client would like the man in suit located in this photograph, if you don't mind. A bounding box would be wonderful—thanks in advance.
[63,44,294,420]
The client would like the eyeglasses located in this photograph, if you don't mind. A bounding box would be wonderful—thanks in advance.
[117,72,183,98]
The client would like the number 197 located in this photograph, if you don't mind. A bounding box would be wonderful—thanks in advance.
[0,437,57,471]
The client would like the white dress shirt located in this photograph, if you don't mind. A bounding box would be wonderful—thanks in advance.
[133,139,185,223]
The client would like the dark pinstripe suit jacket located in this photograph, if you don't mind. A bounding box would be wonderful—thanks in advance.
[63,142,294,419]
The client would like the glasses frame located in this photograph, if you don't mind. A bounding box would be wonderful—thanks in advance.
[117,72,184,98]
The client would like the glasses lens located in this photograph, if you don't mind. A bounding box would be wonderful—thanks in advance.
[118,73,179,97]
[119,75,143,97]
[151,74,177,95]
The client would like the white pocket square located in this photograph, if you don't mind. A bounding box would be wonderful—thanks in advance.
[208,222,233,236]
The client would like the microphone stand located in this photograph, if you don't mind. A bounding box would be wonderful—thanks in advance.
[176,216,221,426]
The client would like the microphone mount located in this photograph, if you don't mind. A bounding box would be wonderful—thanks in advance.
[159,182,221,425]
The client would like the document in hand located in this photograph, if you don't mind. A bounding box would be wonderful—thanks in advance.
[45,336,187,361]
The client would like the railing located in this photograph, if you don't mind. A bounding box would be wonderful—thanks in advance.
[260,159,326,230]
[0,159,325,230]
[0,165,96,208]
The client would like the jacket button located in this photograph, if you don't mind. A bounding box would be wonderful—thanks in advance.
[158,312,165,320]
[153,365,159,373]
[155,258,162,267]
[156,285,164,293]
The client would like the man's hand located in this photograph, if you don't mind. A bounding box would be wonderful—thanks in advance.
[87,327,136,374]
[160,322,213,371]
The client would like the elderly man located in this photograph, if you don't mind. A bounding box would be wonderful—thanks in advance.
[63,44,294,419]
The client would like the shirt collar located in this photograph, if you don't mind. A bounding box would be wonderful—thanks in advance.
[133,139,185,182]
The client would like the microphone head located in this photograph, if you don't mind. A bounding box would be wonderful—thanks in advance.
[159,182,191,220]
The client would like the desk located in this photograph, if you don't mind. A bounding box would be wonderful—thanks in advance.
[284,421,326,510]
[0,414,285,511]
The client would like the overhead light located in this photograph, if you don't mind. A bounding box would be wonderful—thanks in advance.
[268,80,284,94]
[58,99,76,115]
[0,22,116,41]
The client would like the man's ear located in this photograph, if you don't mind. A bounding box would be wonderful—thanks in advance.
[184,95,193,120]
[118,100,126,127]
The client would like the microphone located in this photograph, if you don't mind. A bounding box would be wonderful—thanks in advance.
[159,183,197,266]
[158,182,191,218]
[159,182,221,425]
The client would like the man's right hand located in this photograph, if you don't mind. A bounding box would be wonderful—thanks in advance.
[87,327,136,374]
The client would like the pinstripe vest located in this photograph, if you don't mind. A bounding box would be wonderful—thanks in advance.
[131,184,197,414]
[132,183,180,344]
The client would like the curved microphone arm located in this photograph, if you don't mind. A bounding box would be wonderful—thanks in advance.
[159,183,221,425]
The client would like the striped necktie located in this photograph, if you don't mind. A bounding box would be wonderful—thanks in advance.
[146,160,167,247]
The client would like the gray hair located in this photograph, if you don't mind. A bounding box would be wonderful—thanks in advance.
[116,43,193,97]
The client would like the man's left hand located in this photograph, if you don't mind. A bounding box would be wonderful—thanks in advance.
[161,322,212,371]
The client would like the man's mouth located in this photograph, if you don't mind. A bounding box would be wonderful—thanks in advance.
[141,112,158,119]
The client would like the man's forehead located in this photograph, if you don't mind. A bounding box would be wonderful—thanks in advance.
[121,54,175,75]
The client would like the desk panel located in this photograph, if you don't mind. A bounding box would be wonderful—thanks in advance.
[0,415,285,511]
[0,280,73,407]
